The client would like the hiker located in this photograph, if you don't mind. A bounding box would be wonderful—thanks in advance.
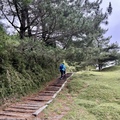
[59,63,66,79]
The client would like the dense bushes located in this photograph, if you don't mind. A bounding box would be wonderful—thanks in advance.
[0,35,60,105]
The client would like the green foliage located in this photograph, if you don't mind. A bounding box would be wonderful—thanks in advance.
[0,26,7,53]
[0,0,120,107]
[0,36,60,105]
[116,52,120,65]
[1,0,119,67]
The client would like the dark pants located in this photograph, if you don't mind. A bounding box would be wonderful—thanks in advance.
[63,70,66,74]
[60,70,64,78]
[60,70,66,78]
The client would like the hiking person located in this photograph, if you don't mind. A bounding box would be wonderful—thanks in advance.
[59,63,66,79]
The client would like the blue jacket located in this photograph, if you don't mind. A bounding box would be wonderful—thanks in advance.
[59,64,66,71]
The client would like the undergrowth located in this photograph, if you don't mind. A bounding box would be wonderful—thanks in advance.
[0,37,60,105]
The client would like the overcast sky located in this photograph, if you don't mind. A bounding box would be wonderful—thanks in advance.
[100,0,120,45]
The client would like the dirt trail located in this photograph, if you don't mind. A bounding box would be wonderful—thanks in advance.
[0,73,73,120]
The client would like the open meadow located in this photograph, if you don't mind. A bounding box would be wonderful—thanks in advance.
[40,66,120,120]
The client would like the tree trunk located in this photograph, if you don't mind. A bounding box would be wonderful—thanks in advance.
[20,27,25,39]
[19,7,27,39]
[98,63,102,71]
[26,7,32,37]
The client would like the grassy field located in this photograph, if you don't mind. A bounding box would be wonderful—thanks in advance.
[39,66,120,120]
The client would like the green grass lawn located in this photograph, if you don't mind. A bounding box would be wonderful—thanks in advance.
[40,66,120,120]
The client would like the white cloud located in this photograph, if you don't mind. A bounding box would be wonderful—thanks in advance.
[101,1,120,45]
[89,0,120,45]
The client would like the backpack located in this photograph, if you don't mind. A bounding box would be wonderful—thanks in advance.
[59,64,63,70]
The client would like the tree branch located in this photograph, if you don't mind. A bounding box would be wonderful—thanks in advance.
[1,9,20,33]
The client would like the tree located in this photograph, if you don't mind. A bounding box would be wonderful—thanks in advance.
[64,0,119,71]
[1,0,119,68]
[0,0,39,39]
[92,35,119,71]
[33,0,85,46]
